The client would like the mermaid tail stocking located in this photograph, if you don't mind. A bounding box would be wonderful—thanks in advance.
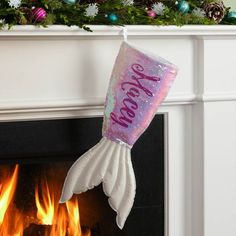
[59,138,135,229]
[60,41,178,228]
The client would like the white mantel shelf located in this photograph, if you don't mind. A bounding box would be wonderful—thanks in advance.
[1,25,236,120]
[0,25,236,236]
[1,25,236,37]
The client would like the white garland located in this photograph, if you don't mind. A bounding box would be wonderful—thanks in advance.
[85,3,99,18]
[152,2,166,16]
[192,7,206,18]
[122,0,134,6]
[8,0,21,8]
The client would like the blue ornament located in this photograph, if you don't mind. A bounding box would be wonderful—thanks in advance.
[108,13,118,23]
[63,0,77,4]
[227,11,236,21]
[176,1,190,14]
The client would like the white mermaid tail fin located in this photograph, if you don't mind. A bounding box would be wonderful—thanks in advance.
[59,137,136,229]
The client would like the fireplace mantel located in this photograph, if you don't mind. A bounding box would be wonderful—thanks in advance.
[0,25,236,121]
[0,25,236,236]
[1,25,236,36]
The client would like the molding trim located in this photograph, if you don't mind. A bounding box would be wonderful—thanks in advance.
[0,92,236,121]
[1,25,236,37]
[196,92,236,102]
[0,96,194,121]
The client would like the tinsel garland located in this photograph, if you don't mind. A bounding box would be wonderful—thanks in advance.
[0,0,235,31]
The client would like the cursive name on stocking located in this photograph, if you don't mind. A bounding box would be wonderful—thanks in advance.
[110,63,160,128]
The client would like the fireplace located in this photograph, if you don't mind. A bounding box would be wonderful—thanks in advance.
[1,25,236,236]
[0,115,164,236]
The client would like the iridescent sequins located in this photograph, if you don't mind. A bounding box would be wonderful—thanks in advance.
[103,42,178,146]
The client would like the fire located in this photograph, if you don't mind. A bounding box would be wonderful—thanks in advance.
[0,165,23,235]
[35,180,54,225]
[48,199,89,236]
[66,198,82,236]
[0,165,91,236]
[0,165,19,224]
[50,206,67,236]
[0,207,24,236]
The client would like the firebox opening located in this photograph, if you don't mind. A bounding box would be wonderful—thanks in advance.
[0,116,164,236]
[0,163,117,236]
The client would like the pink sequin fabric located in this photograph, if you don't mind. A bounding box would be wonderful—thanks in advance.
[103,42,178,147]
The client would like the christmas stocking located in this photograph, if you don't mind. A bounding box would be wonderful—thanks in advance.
[60,41,178,229]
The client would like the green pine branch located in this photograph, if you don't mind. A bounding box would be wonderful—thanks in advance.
[0,0,235,31]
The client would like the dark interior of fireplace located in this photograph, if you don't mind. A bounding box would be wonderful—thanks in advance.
[0,115,164,236]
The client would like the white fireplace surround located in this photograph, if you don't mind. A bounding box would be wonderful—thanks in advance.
[0,25,236,236]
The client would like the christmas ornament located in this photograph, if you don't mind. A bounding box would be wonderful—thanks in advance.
[152,2,166,16]
[227,11,236,22]
[147,9,157,18]
[85,3,98,17]
[60,41,178,229]
[176,1,190,14]
[63,0,77,4]
[202,0,226,23]
[32,7,47,22]
[108,13,118,23]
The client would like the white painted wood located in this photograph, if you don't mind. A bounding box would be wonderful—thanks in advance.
[1,25,236,36]
[191,103,204,236]
[203,102,236,236]
[162,105,193,236]
[0,25,236,236]
[191,35,236,236]
[0,26,236,121]
[0,33,195,120]
[193,35,236,236]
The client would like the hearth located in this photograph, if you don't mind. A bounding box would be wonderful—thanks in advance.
[0,115,164,236]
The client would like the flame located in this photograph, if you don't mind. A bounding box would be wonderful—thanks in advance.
[35,180,54,225]
[12,212,23,236]
[0,208,23,236]
[66,198,82,236]
[49,199,87,236]
[0,165,23,235]
[0,165,91,236]
[0,165,19,225]
[49,206,67,236]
